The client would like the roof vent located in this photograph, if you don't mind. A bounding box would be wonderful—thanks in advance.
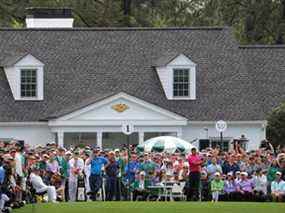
[25,8,74,28]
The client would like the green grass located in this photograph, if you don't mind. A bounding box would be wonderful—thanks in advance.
[13,202,285,213]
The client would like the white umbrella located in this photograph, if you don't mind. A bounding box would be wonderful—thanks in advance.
[137,136,196,154]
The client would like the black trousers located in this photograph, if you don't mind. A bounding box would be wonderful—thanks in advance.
[89,174,102,201]
[105,177,118,201]
[133,189,149,201]
[253,190,267,202]
[235,191,253,201]
[187,171,201,201]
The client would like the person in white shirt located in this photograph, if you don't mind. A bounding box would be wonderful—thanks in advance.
[83,151,91,199]
[271,171,285,202]
[252,169,267,201]
[29,167,57,203]
[68,151,84,202]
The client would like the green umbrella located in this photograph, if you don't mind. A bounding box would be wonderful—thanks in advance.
[136,144,145,153]
[176,143,186,153]
[151,140,165,152]
[139,136,196,154]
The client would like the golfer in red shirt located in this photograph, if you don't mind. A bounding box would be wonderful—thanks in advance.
[187,147,203,201]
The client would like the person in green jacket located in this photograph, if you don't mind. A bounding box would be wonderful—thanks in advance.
[211,172,224,202]
[130,171,150,201]
[267,159,279,193]
[56,147,68,179]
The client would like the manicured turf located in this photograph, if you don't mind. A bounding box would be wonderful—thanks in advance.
[13,202,285,213]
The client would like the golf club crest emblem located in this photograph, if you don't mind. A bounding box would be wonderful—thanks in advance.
[112,103,129,112]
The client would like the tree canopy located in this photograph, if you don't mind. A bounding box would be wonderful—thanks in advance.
[0,0,285,44]
[267,102,285,147]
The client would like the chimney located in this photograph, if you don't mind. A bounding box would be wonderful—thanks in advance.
[26,8,74,28]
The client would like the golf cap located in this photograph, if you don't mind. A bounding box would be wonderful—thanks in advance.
[214,172,220,176]
[65,151,72,155]
[58,147,66,152]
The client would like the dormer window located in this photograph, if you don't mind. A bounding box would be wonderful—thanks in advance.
[154,53,196,100]
[20,69,37,98]
[2,54,44,100]
[173,69,190,97]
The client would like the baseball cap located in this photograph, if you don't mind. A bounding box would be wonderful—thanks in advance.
[214,172,220,176]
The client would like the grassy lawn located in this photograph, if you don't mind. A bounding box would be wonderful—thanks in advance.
[13,202,285,213]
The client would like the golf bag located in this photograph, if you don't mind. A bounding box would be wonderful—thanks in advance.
[77,175,86,201]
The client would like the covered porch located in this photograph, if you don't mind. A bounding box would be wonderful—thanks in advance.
[48,93,187,149]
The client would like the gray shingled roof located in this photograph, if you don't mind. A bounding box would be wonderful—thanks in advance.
[0,52,29,67]
[240,45,285,119]
[152,51,180,67]
[0,27,283,122]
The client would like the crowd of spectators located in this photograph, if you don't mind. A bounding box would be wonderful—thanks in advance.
[0,139,285,212]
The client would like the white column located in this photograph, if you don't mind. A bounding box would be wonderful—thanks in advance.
[139,132,144,144]
[97,131,103,149]
[57,131,64,147]
[177,128,182,138]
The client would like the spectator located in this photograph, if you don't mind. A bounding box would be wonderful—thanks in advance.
[252,169,267,201]
[68,151,84,202]
[29,167,57,203]
[222,156,240,175]
[271,171,285,202]
[224,172,236,201]
[86,149,108,201]
[105,152,119,201]
[131,171,150,201]
[236,172,254,201]
[207,157,223,180]
[211,172,224,202]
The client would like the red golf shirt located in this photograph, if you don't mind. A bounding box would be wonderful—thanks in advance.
[188,154,202,173]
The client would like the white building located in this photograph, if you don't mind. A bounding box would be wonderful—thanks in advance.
[0,8,284,151]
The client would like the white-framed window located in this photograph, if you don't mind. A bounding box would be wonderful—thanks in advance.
[3,54,44,100]
[155,54,196,100]
[199,138,231,152]
[20,69,37,98]
[173,68,190,97]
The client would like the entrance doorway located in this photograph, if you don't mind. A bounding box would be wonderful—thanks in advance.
[102,132,139,149]
[64,132,97,148]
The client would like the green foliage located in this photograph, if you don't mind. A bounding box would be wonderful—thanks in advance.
[267,102,285,147]
[0,0,285,44]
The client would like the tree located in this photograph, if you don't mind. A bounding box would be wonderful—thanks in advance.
[0,0,285,45]
[267,102,285,147]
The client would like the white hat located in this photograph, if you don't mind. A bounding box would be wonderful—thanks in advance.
[276,171,282,176]
[214,172,220,176]
[183,162,189,167]
[114,149,120,152]
[139,171,145,176]
[65,151,72,155]
[227,172,233,176]
[241,172,248,176]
